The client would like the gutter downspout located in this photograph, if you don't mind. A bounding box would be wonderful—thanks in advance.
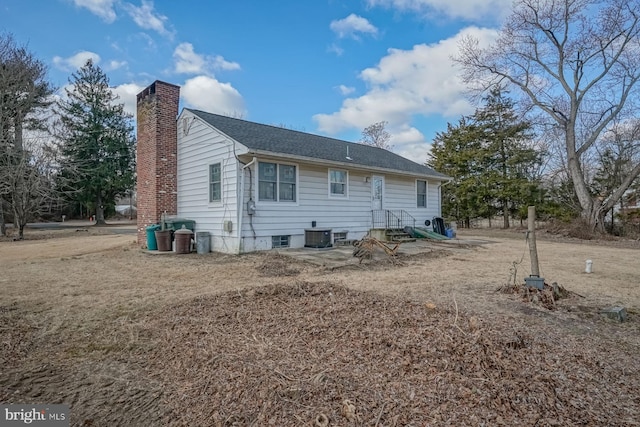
[237,157,257,254]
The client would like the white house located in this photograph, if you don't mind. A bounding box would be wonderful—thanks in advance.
[136,81,450,253]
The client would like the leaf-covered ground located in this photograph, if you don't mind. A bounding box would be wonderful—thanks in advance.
[139,281,639,426]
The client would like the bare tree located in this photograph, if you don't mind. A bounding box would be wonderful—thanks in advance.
[0,137,58,239]
[359,121,393,150]
[456,0,640,231]
[0,33,53,236]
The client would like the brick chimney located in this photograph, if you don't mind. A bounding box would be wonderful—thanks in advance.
[136,81,180,246]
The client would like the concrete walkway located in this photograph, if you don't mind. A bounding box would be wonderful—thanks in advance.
[279,238,488,269]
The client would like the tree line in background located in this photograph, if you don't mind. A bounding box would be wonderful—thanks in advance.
[426,0,640,235]
[0,33,135,239]
[427,86,547,229]
[3,0,640,240]
[452,0,640,233]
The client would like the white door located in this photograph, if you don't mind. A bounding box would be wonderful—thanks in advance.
[372,175,384,210]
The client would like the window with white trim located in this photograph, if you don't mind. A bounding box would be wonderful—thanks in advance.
[329,169,348,197]
[417,180,427,208]
[258,162,297,202]
[209,163,221,202]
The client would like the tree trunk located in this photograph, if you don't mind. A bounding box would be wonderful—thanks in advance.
[95,193,106,225]
[589,204,606,233]
[0,201,5,236]
[502,199,510,229]
[566,129,598,230]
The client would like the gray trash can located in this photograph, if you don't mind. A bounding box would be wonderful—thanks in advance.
[196,231,210,254]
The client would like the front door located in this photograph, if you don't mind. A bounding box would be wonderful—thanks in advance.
[371,175,384,210]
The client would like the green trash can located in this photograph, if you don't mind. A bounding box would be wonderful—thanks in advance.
[163,218,196,233]
[146,224,161,250]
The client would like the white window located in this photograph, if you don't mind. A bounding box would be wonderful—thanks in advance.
[209,163,221,202]
[258,162,297,202]
[417,180,427,208]
[329,169,348,197]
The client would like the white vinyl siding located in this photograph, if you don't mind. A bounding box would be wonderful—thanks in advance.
[239,164,443,249]
[380,175,441,225]
[177,111,242,251]
[241,163,371,244]
[178,110,444,254]
[329,169,348,198]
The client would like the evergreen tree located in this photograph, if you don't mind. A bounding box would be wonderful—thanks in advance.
[474,87,542,228]
[428,87,542,228]
[56,60,135,224]
[428,117,486,228]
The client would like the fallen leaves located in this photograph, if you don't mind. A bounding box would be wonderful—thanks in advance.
[136,281,640,426]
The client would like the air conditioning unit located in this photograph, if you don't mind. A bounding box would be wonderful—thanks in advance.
[304,228,332,249]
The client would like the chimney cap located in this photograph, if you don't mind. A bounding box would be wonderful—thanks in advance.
[137,80,180,102]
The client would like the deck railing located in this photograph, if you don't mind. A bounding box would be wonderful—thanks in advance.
[371,210,416,229]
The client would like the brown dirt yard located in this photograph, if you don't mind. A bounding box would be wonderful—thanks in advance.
[1,225,639,426]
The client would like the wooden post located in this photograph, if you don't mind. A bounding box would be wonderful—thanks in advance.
[528,206,540,277]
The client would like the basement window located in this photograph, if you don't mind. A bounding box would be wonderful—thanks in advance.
[272,235,290,248]
[333,232,348,243]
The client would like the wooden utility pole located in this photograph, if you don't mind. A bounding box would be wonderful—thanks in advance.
[528,206,540,276]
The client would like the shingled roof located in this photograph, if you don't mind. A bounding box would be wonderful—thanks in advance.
[186,108,448,180]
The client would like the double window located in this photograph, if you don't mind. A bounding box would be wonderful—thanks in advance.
[209,163,221,202]
[258,162,296,202]
[329,169,348,197]
[417,180,427,208]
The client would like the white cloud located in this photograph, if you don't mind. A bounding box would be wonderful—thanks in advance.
[123,0,174,38]
[174,43,206,74]
[390,126,430,161]
[111,83,144,118]
[327,43,345,56]
[330,14,378,39]
[106,60,127,71]
[313,26,498,158]
[52,51,101,71]
[367,0,512,22]
[212,55,241,71]
[173,43,240,75]
[181,76,246,116]
[72,0,116,23]
[336,85,356,95]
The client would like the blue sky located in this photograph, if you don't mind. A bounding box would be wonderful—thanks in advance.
[2,0,511,162]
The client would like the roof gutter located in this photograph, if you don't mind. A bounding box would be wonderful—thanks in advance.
[437,179,453,217]
[242,149,450,181]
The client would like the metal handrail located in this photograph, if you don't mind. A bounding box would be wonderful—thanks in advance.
[371,210,416,229]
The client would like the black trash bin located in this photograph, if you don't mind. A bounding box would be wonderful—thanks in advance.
[432,217,446,236]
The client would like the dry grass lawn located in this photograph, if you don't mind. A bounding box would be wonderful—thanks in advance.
[1,226,639,426]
